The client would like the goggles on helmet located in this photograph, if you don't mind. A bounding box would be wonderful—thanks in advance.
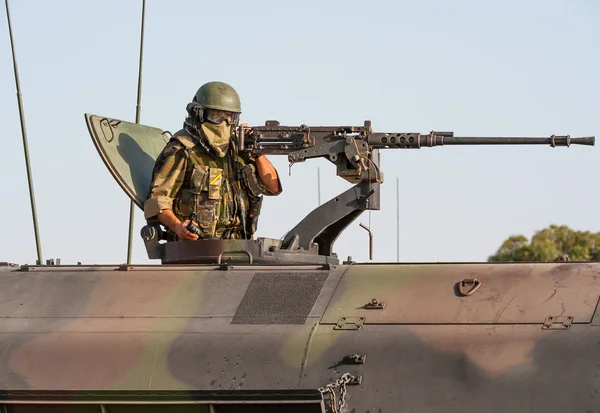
[204,109,240,126]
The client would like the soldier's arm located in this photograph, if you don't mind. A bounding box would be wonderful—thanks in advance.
[144,144,198,240]
[254,155,282,195]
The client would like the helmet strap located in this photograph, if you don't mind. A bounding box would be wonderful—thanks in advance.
[186,102,205,124]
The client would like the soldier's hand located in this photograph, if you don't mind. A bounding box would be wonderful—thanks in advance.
[176,220,199,241]
[237,123,252,135]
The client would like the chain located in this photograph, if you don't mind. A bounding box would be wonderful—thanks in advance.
[318,372,356,412]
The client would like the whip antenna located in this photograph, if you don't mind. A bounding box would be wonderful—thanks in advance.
[5,0,43,264]
[126,0,147,264]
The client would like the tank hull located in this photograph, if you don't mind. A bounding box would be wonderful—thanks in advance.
[0,261,598,412]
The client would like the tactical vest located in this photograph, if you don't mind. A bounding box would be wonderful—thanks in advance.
[170,131,263,240]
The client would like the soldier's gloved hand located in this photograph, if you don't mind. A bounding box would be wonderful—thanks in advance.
[176,220,199,241]
[237,123,251,134]
[237,123,261,161]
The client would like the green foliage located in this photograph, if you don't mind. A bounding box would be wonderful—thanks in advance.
[488,225,600,262]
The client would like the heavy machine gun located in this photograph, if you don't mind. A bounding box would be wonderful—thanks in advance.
[82,114,594,265]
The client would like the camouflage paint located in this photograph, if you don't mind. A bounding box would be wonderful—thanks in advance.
[1,261,599,412]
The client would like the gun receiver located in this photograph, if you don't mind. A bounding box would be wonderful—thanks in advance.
[238,120,594,257]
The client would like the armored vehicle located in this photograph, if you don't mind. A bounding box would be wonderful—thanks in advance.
[3,1,599,410]
[1,111,598,413]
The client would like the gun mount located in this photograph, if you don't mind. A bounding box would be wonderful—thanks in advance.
[230,121,593,263]
[84,114,594,265]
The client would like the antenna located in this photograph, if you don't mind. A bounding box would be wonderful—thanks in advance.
[126,0,147,264]
[396,177,399,263]
[5,0,43,264]
[317,166,321,206]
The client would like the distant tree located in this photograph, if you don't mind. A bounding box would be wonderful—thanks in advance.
[488,225,600,262]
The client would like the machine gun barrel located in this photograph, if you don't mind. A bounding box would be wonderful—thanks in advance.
[438,135,595,146]
[370,132,595,148]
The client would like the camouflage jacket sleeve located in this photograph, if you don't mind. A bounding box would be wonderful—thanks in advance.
[143,140,187,220]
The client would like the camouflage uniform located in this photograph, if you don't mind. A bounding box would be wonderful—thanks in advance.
[144,128,281,241]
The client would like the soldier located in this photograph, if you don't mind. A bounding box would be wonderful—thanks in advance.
[144,81,282,241]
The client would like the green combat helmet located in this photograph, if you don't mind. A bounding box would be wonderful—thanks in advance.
[193,81,242,114]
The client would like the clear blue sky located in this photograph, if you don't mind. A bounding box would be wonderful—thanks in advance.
[1,0,598,265]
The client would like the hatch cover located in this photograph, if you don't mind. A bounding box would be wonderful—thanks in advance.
[85,113,169,208]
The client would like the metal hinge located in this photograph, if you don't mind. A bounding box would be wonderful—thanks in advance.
[334,317,365,330]
[347,375,362,385]
[542,316,573,330]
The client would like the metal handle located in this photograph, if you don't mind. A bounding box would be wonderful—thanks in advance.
[217,249,253,265]
[359,223,373,260]
[458,278,481,296]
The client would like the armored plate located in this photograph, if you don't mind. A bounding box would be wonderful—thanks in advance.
[320,262,600,324]
[2,262,600,412]
[85,113,169,208]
